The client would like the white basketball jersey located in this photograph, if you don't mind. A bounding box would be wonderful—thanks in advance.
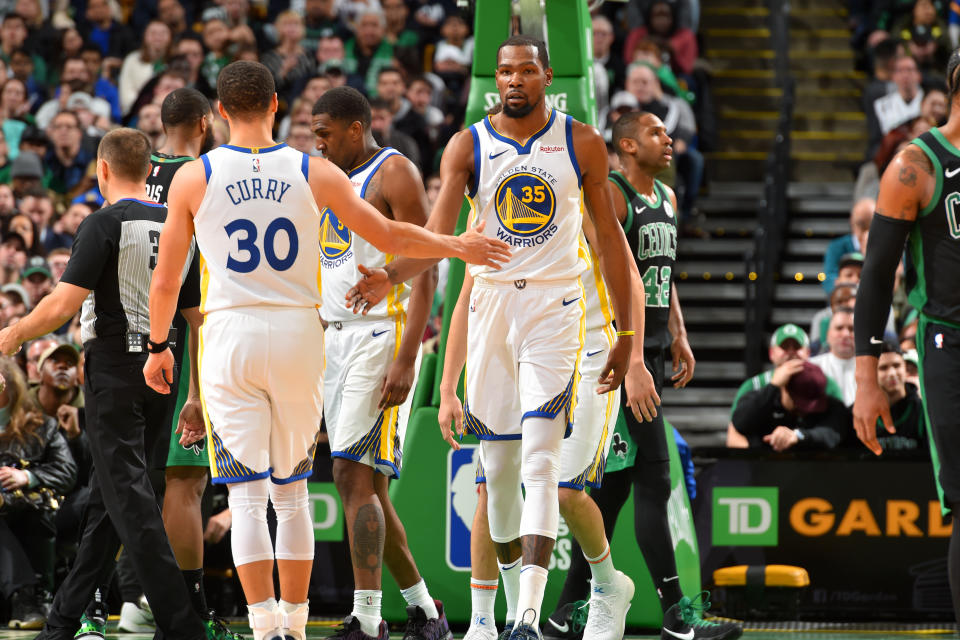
[194,143,322,313]
[320,147,409,323]
[580,241,614,332]
[467,109,588,283]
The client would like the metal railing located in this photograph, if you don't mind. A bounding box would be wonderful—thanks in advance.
[744,0,794,375]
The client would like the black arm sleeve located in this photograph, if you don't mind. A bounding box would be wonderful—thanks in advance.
[797,400,852,450]
[855,212,914,357]
[60,213,116,290]
[176,243,201,311]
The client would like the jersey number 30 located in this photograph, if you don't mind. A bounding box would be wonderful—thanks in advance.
[225,217,299,273]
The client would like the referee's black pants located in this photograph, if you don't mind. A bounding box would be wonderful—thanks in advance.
[41,342,205,640]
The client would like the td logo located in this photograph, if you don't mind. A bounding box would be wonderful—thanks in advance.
[713,487,779,546]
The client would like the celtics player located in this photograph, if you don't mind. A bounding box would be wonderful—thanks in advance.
[545,111,741,640]
[854,49,960,628]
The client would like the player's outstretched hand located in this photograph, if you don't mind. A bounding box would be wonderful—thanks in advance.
[143,349,175,394]
[670,334,695,388]
[853,380,894,456]
[597,336,632,393]
[438,387,464,450]
[380,356,415,410]
[620,356,660,422]
[346,264,391,315]
[177,397,206,446]
[0,327,22,356]
[456,221,511,268]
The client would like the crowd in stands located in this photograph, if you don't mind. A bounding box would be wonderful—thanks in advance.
[0,0,715,625]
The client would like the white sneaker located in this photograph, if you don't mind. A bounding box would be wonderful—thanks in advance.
[463,613,498,640]
[118,596,155,633]
[582,570,635,640]
[279,601,309,640]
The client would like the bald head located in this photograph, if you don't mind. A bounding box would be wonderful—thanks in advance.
[625,63,660,103]
[850,198,874,230]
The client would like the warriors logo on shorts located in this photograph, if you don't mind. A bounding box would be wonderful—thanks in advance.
[495,173,556,237]
[319,208,352,261]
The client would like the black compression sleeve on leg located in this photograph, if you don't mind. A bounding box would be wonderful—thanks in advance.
[855,212,913,357]
[632,459,683,609]
[950,505,960,628]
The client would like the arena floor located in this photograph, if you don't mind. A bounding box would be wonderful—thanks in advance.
[2,621,959,640]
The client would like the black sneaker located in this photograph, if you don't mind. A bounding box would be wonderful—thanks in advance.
[401,600,452,640]
[507,611,540,640]
[542,601,588,640]
[661,593,742,640]
[73,614,105,640]
[326,616,389,640]
[497,622,514,640]
[9,586,46,630]
[204,611,245,640]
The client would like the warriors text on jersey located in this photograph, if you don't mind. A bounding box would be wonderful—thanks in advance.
[466,109,588,283]
[319,147,409,323]
[907,129,960,326]
[611,171,677,350]
[194,143,321,313]
[146,153,193,206]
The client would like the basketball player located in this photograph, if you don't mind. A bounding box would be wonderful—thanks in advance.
[310,86,451,640]
[345,36,638,639]
[855,49,960,628]
[143,61,509,640]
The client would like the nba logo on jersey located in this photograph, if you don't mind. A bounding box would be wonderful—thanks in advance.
[319,208,352,268]
[446,445,480,571]
[252,157,261,172]
[494,172,558,246]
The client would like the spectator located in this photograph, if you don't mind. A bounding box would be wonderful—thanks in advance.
[46,247,71,285]
[890,0,951,72]
[79,0,137,60]
[8,48,45,113]
[157,0,190,40]
[811,307,857,406]
[35,57,113,131]
[0,357,77,629]
[303,0,352,50]
[383,0,421,49]
[732,360,852,451]
[876,340,926,451]
[29,342,82,421]
[136,102,164,150]
[727,323,846,447]
[44,110,94,198]
[200,18,232,91]
[23,335,57,384]
[0,183,15,217]
[370,96,420,169]
[823,198,873,293]
[9,150,43,199]
[903,347,921,389]
[118,20,172,115]
[47,203,90,253]
[277,76,330,140]
[624,0,699,77]
[19,190,53,250]
[862,38,902,122]
[0,78,33,159]
[262,11,315,105]
[433,13,473,78]
[869,55,922,158]
[0,14,46,88]
[285,122,315,154]
[0,128,11,184]
[344,9,395,95]
[1,282,29,317]
[593,15,625,122]
[630,39,695,104]
[399,74,443,167]
[921,83,948,126]
[20,255,52,306]
[172,36,214,98]
[79,44,122,123]
[810,282,858,355]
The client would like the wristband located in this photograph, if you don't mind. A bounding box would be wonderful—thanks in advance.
[616,330,635,337]
[146,339,169,354]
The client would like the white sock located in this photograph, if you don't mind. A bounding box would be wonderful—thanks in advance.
[585,544,616,584]
[515,565,549,630]
[247,598,280,640]
[469,577,498,629]
[400,579,438,619]
[352,590,382,637]
[498,557,521,623]
[279,599,309,640]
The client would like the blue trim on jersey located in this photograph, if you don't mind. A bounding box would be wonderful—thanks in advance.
[200,154,211,182]
[211,469,272,485]
[565,114,582,188]
[359,149,399,199]
[330,451,402,478]
[559,480,586,490]
[270,470,312,485]
[301,153,309,181]
[116,198,164,208]
[221,142,287,154]
[482,109,556,155]
[468,125,481,198]
[349,147,395,178]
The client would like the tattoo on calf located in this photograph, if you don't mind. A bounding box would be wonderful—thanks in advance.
[351,504,385,571]
[521,534,556,568]
[494,538,523,564]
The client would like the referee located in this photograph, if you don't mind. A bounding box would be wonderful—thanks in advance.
[0,128,208,640]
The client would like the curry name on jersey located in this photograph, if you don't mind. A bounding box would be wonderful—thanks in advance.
[466,109,588,283]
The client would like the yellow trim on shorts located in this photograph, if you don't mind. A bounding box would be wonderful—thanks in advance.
[196,324,217,477]
[590,246,614,326]
[587,324,617,484]
[378,313,406,466]
[198,251,210,314]
[571,275,587,426]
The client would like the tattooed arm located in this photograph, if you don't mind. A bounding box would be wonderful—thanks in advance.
[853,143,932,456]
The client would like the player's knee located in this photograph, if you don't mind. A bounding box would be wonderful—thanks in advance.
[166,467,208,503]
[270,480,308,524]
[228,479,269,522]
[633,460,671,505]
[521,448,560,489]
[271,480,314,561]
[558,486,581,516]
[332,458,373,501]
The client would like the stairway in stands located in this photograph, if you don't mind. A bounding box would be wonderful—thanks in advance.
[669,184,854,448]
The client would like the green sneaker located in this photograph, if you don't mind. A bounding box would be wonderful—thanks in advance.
[661,592,743,640]
[74,613,106,640]
[204,612,246,640]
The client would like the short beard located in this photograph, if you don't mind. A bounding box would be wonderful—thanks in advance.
[200,125,215,155]
[502,95,539,118]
